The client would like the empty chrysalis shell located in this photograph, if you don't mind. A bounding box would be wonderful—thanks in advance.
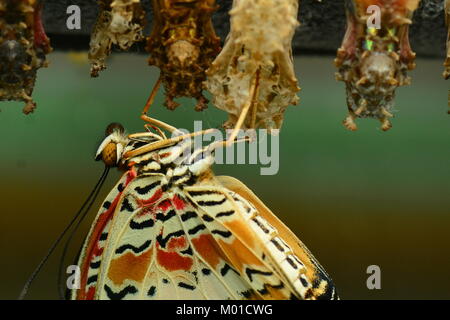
[204,0,300,132]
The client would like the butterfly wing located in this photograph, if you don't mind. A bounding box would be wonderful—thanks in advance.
[74,171,337,300]
[212,175,338,300]
[82,173,255,299]
[72,170,137,300]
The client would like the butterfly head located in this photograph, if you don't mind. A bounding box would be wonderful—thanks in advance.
[95,123,129,167]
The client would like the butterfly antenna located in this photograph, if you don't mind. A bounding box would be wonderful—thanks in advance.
[18,166,110,300]
[57,166,110,299]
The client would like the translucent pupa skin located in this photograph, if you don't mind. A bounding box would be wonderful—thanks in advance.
[204,0,300,132]
[146,0,221,112]
[89,0,145,77]
[0,0,52,114]
[335,0,419,131]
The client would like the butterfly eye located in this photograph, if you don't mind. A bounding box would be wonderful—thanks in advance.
[96,123,128,166]
[100,141,121,167]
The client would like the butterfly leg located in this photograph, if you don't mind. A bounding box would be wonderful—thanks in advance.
[226,68,261,146]
[142,76,162,115]
[343,111,358,131]
[141,114,178,133]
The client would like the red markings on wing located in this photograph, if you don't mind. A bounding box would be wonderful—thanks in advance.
[86,287,96,300]
[139,189,163,207]
[191,234,226,269]
[168,236,187,251]
[159,152,171,159]
[77,171,136,300]
[156,242,193,272]
[128,167,138,180]
[172,194,186,210]
[157,199,172,211]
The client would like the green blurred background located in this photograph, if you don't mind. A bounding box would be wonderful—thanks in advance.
[1,52,449,300]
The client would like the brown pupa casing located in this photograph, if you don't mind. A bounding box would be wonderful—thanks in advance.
[335,0,419,131]
[146,0,221,112]
[0,0,52,114]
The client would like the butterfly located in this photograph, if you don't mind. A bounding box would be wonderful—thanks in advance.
[0,0,52,114]
[204,0,300,143]
[70,116,338,300]
[335,0,419,131]
[89,0,146,77]
[144,0,221,112]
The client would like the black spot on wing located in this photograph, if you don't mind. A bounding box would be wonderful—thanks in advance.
[271,239,285,252]
[188,190,222,197]
[245,268,273,282]
[183,174,198,186]
[120,197,134,212]
[148,286,156,297]
[197,198,227,206]
[156,209,176,222]
[257,282,285,296]
[300,277,309,288]
[178,282,195,290]
[188,224,206,235]
[241,289,256,299]
[201,214,214,222]
[104,284,138,300]
[103,201,111,209]
[118,183,124,192]
[172,169,189,182]
[99,232,108,241]
[286,257,298,269]
[252,218,270,234]
[90,260,101,269]
[87,275,98,285]
[156,230,185,248]
[181,246,193,256]
[211,229,232,238]
[181,211,197,221]
[130,218,155,230]
[115,239,152,255]
[216,210,235,218]
[220,264,240,277]
[201,268,211,275]
[134,181,161,195]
